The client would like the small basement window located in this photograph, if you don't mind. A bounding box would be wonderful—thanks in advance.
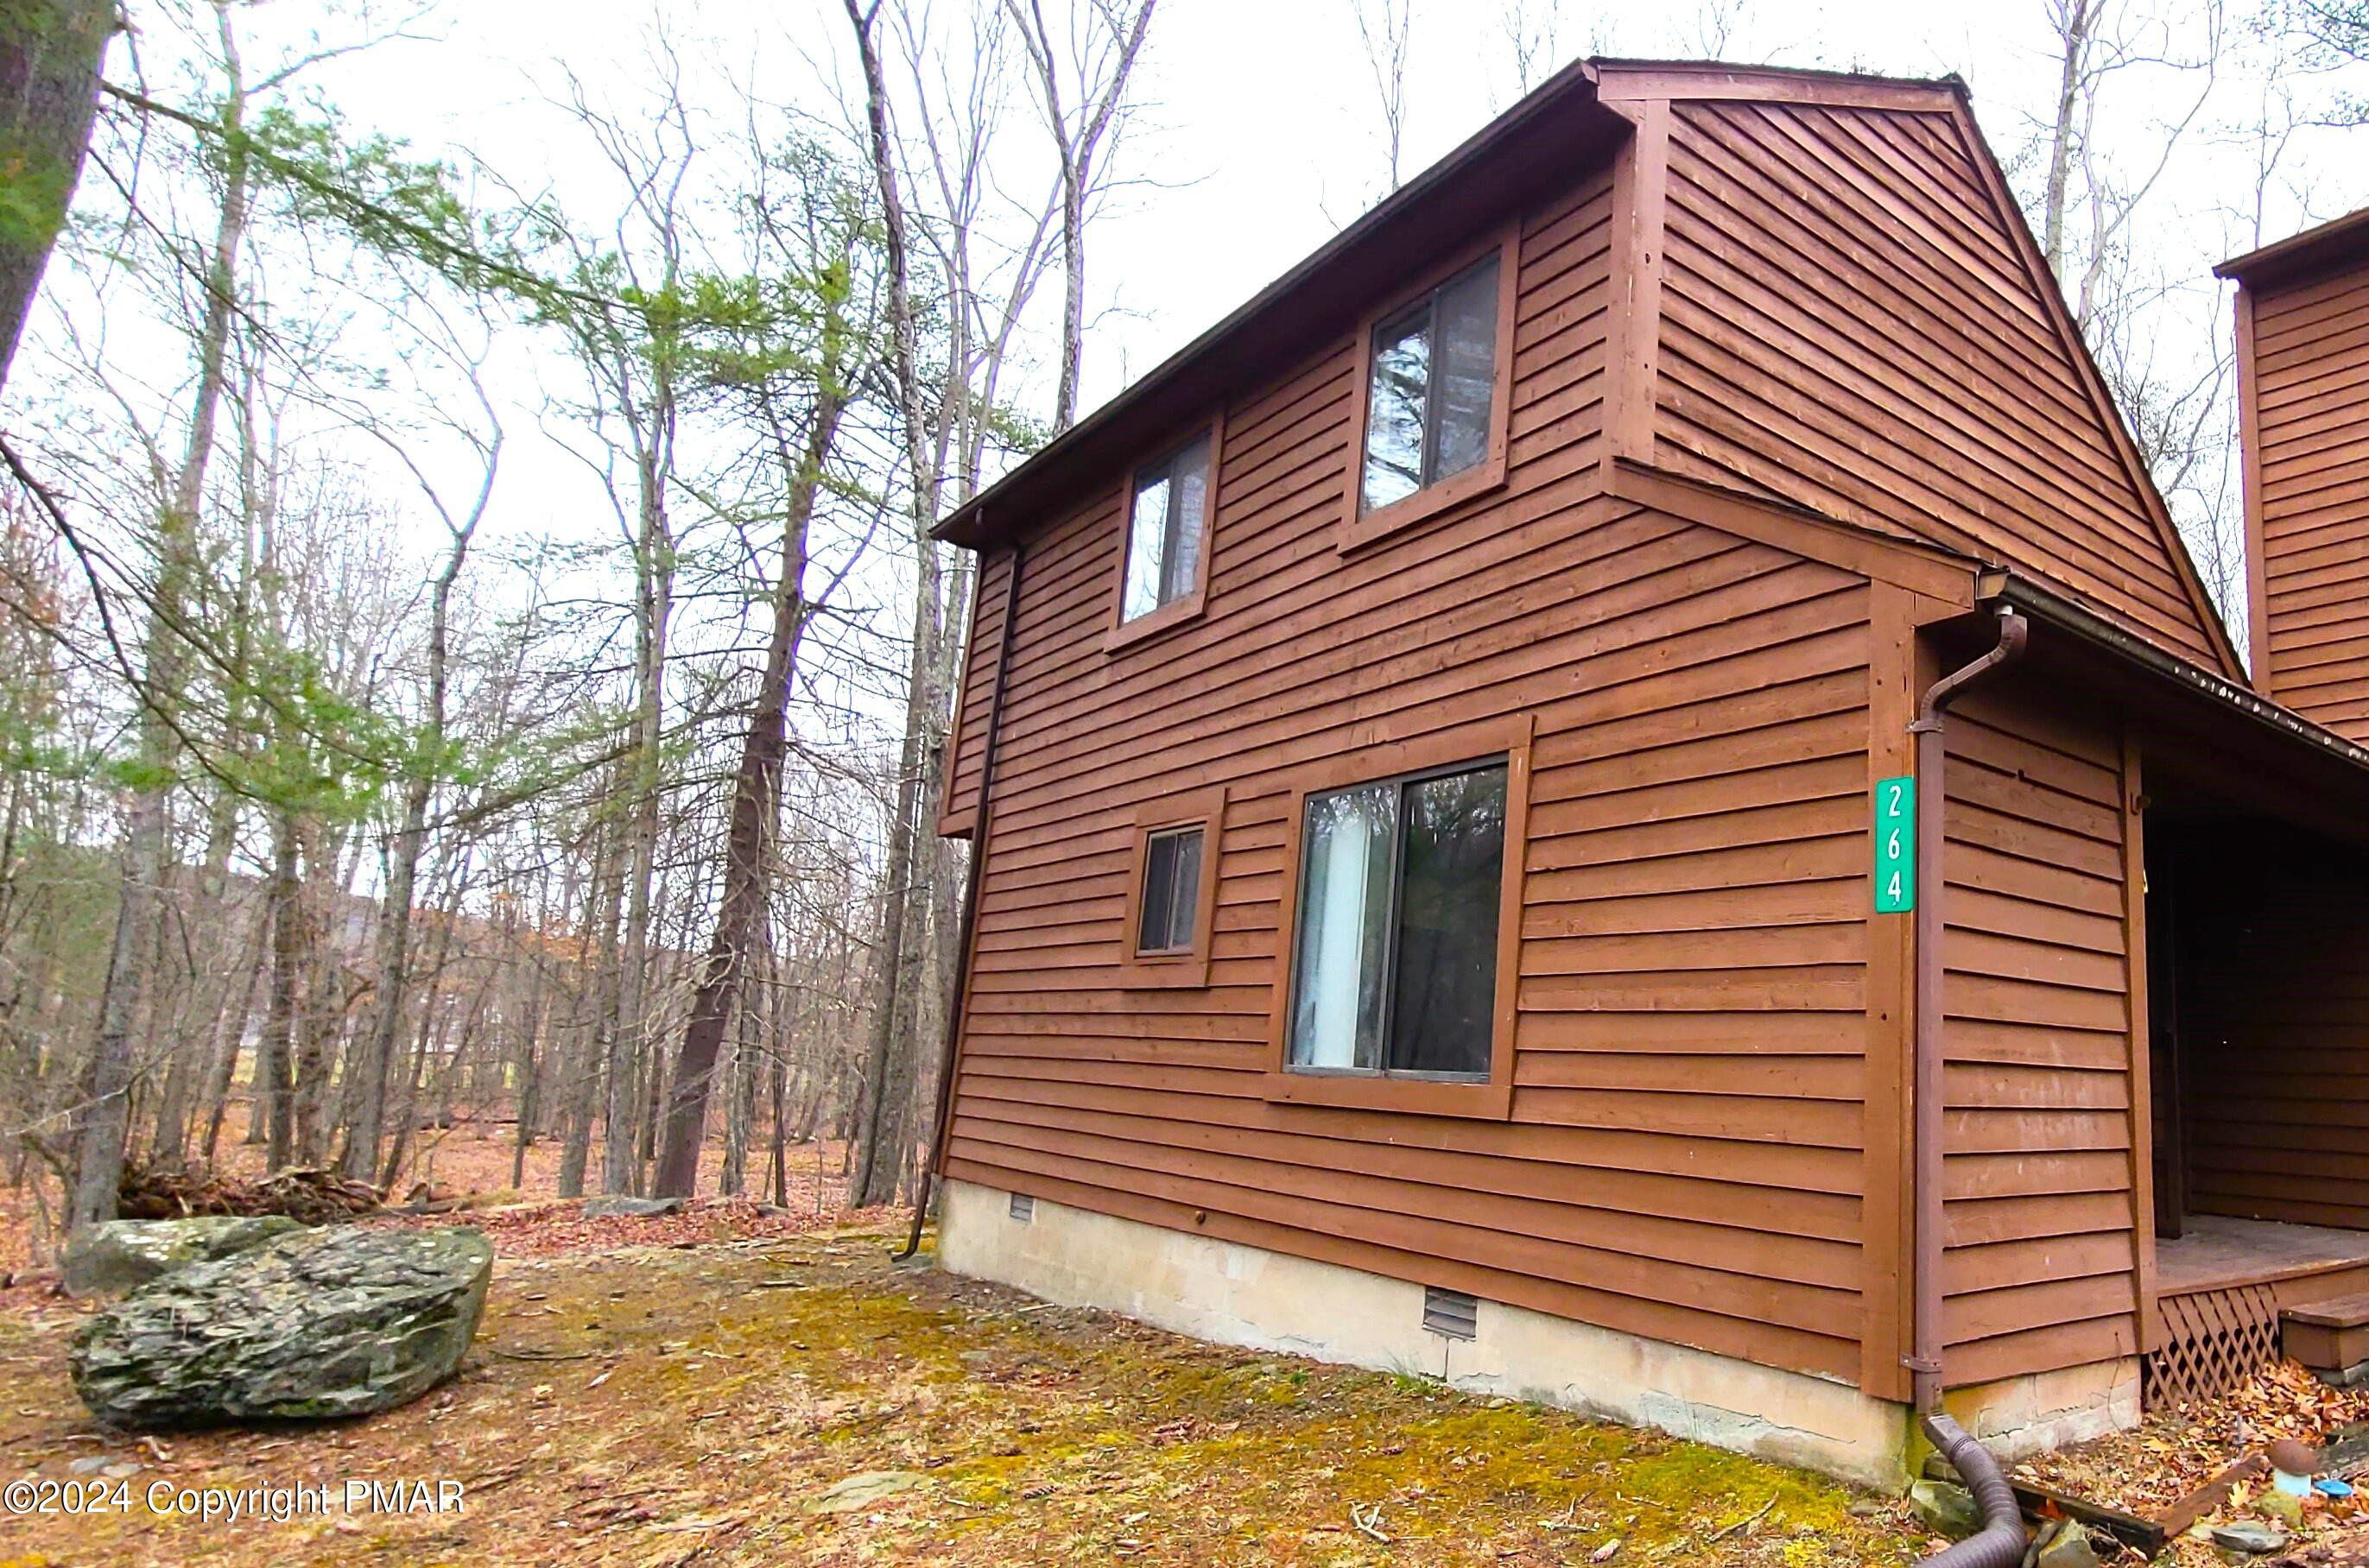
[1360,255,1502,516]
[1120,431,1213,625]
[1287,759,1508,1079]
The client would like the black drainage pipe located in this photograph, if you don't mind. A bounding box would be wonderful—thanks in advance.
[1920,1413,2030,1568]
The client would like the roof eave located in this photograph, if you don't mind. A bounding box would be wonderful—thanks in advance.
[1986,570,2369,778]
[934,55,1627,549]
[2215,206,2369,289]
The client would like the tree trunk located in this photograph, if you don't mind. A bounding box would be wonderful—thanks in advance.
[851,679,928,1207]
[68,17,250,1225]
[510,969,544,1189]
[2042,0,2098,280]
[605,418,673,1196]
[343,436,483,1177]
[199,902,269,1163]
[378,869,462,1190]
[263,812,302,1172]
[650,389,839,1198]
[0,0,113,395]
[559,816,622,1198]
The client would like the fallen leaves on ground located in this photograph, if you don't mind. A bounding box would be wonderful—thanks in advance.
[0,1217,1923,1566]
[369,1195,905,1259]
[2017,1358,2369,1564]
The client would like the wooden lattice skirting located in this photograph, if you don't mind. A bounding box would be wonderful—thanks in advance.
[2146,1284,2283,1407]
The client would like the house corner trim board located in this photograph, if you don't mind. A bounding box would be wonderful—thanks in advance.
[1598,94,1670,471]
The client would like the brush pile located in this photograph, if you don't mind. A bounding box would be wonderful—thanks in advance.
[115,1162,384,1225]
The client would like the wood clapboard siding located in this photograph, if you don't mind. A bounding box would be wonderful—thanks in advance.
[1939,686,2141,1386]
[2250,262,2369,740]
[946,158,1892,1384]
[1651,99,2226,670]
[2176,827,2369,1230]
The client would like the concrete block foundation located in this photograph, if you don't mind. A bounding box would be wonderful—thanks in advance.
[937,1180,2142,1491]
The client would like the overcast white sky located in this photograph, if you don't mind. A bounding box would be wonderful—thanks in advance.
[264,0,2359,574]
[31,0,2365,653]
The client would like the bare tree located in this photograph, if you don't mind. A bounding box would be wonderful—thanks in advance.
[70,0,256,1227]
[1002,0,1158,433]
[339,318,503,1183]
[1346,0,1416,195]
[649,138,883,1199]
[1499,0,1562,98]
[840,0,1093,1210]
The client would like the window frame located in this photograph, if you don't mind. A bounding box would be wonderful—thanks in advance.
[1107,414,1225,653]
[1337,222,1522,555]
[1118,787,1226,989]
[1261,716,1532,1119]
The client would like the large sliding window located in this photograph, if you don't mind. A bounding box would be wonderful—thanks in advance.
[1286,760,1508,1080]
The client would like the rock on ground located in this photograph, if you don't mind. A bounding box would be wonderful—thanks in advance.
[2209,1521,2291,1555]
[60,1216,305,1298]
[1908,1477,1979,1539]
[69,1225,492,1428]
[2031,1519,2102,1568]
[580,1195,684,1218]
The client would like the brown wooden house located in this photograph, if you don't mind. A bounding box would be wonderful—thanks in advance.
[921,58,2369,1485]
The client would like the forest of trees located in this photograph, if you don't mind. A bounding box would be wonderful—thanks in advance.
[0,0,1164,1242]
[0,0,2360,1253]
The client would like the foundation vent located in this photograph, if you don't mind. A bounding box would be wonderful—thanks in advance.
[1009,1192,1036,1223]
[1422,1286,1478,1341]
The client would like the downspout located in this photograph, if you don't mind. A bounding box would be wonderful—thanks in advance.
[897,537,1027,1261]
[1908,604,2029,1568]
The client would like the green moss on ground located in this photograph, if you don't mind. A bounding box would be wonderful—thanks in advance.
[0,1228,1923,1566]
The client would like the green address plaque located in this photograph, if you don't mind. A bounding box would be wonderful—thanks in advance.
[1874,775,1916,914]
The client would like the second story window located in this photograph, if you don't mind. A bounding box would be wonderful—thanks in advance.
[1121,432,1213,623]
[1360,254,1503,515]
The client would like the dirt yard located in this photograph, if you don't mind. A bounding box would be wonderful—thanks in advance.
[0,1215,1927,1566]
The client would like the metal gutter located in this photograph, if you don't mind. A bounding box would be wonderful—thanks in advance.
[1906,606,2030,1413]
[1986,572,2369,777]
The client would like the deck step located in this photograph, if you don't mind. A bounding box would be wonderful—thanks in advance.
[2281,1293,2369,1382]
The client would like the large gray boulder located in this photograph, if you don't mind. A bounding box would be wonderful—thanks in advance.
[61,1216,305,1298]
[70,1225,492,1428]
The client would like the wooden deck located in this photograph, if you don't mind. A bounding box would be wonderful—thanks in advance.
[2157,1216,2369,1299]
[2146,1218,2369,1402]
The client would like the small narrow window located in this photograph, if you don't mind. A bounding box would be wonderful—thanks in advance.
[1360,256,1502,516]
[1121,433,1212,623]
[1288,760,1508,1079]
[1119,788,1226,989]
[1136,825,1205,956]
